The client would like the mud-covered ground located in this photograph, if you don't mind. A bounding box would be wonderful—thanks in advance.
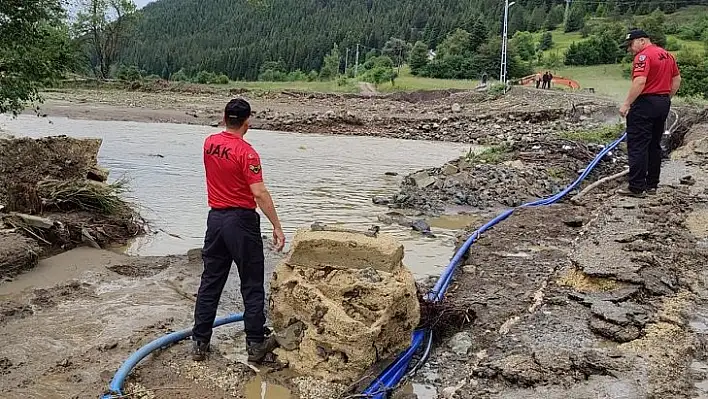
[405,112,708,398]
[33,84,618,145]
[3,85,707,398]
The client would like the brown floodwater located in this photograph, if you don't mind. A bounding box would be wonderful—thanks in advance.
[1,114,481,277]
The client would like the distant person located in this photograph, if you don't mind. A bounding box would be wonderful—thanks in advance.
[535,73,541,89]
[618,29,681,197]
[192,98,286,364]
[547,71,554,89]
[541,72,549,89]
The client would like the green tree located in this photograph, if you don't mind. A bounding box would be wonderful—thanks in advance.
[565,5,586,33]
[73,0,139,79]
[0,0,74,114]
[115,64,142,81]
[641,10,668,48]
[437,28,473,58]
[382,37,411,67]
[319,43,341,80]
[470,18,489,51]
[539,31,554,51]
[545,5,565,30]
[528,6,547,32]
[510,31,536,62]
[409,41,429,75]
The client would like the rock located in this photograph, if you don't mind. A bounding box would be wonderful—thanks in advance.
[210,121,220,127]
[384,172,398,176]
[534,349,572,372]
[563,216,587,227]
[495,354,543,385]
[269,229,420,384]
[187,248,202,262]
[372,196,390,205]
[680,175,696,186]
[589,317,641,343]
[451,103,462,113]
[448,332,473,355]
[87,166,109,182]
[568,286,640,305]
[441,163,459,176]
[0,230,41,280]
[409,171,436,189]
[410,219,433,236]
[590,301,631,325]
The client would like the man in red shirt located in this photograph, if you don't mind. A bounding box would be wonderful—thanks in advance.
[618,29,681,197]
[191,98,285,364]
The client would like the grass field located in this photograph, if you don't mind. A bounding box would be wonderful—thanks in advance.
[552,64,630,100]
[224,66,480,94]
[228,80,359,93]
[377,66,480,92]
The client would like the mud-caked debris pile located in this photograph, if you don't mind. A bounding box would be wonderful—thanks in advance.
[384,136,628,213]
[268,228,420,383]
[0,136,145,280]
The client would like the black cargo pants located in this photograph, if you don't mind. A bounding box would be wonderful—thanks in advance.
[192,208,266,345]
[626,94,671,193]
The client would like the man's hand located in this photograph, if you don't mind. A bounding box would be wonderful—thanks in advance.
[272,227,285,252]
[619,103,630,118]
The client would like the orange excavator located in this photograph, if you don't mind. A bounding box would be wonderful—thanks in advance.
[519,74,581,90]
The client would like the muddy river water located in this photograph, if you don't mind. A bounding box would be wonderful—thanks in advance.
[1,115,476,276]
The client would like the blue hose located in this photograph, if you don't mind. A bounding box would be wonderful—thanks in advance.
[361,132,627,397]
[101,313,244,399]
[104,134,627,399]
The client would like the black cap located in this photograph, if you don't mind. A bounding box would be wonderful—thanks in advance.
[224,98,252,121]
[623,29,650,46]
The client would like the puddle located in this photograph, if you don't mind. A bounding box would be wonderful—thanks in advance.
[244,375,292,399]
[399,381,438,399]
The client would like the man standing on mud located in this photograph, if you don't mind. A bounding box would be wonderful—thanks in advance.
[192,98,285,364]
[619,29,681,197]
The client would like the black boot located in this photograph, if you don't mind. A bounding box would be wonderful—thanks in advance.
[192,340,209,362]
[247,335,279,364]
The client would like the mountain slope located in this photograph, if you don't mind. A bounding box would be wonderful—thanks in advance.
[121,0,703,80]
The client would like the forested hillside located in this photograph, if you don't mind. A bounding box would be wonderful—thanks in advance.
[120,0,703,81]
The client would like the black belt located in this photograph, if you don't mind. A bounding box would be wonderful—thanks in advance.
[640,93,669,97]
[210,207,256,212]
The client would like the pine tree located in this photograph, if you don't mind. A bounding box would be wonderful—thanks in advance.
[539,31,554,51]
[409,41,429,75]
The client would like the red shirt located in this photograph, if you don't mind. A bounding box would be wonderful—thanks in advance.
[203,132,263,209]
[632,44,680,95]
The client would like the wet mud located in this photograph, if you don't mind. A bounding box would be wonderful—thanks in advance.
[407,113,708,399]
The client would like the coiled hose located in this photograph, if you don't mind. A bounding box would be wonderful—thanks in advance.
[103,133,627,399]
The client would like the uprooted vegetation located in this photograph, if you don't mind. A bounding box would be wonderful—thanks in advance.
[0,136,146,280]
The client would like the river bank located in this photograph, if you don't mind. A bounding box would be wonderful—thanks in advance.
[32,84,619,145]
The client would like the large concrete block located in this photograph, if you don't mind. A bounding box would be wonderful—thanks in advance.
[286,229,404,273]
[269,229,420,383]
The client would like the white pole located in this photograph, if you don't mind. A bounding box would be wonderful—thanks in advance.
[500,0,509,86]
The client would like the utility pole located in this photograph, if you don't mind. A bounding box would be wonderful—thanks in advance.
[500,0,515,90]
[345,47,350,75]
[354,43,360,77]
[564,0,572,28]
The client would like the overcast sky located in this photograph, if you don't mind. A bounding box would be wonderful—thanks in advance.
[135,0,152,8]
